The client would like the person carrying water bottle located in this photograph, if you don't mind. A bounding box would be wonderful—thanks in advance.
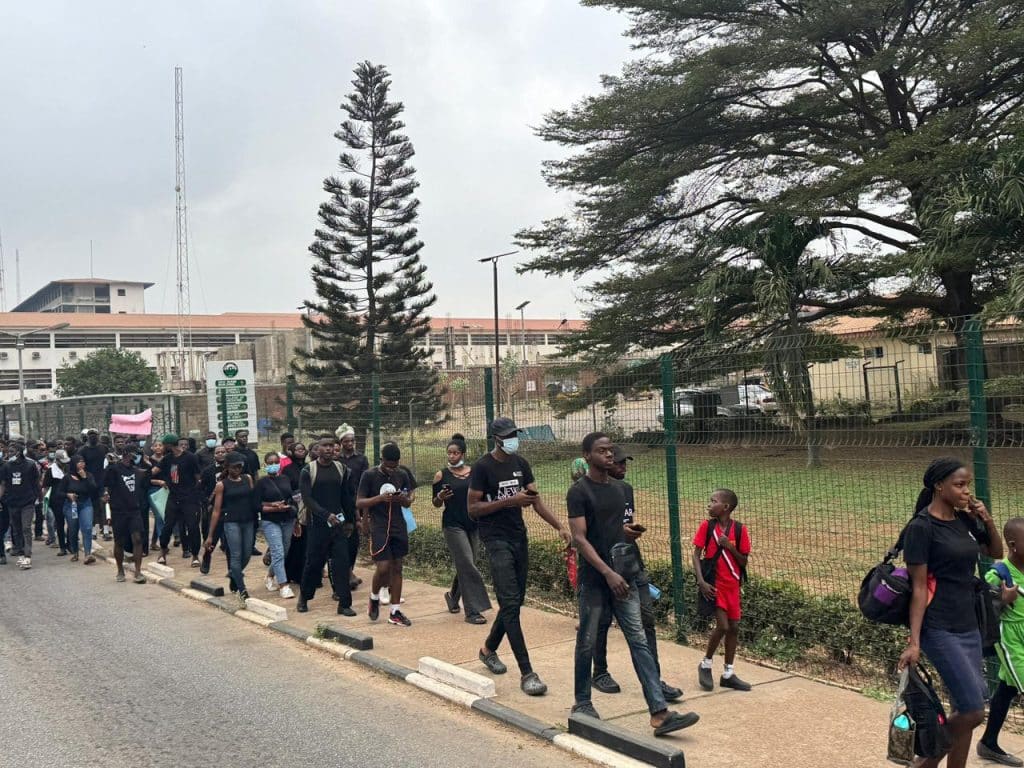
[60,456,98,564]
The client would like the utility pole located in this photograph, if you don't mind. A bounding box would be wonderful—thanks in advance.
[174,66,194,385]
[477,250,517,412]
[15,248,21,304]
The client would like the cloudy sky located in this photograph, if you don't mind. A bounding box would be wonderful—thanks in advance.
[0,1,631,321]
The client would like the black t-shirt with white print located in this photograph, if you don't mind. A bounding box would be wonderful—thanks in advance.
[469,452,535,544]
[104,463,142,516]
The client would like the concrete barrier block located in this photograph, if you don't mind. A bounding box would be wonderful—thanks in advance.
[306,637,351,658]
[243,597,287,622]
[189,578,225,597]
[181,588,215,603]
[146,562,175,579]
[418,656,495,698]
[567,713,686,768]
[553,734,658,768]
[320,623,373,650]
[406,672,480,708]
[236,609,275,627]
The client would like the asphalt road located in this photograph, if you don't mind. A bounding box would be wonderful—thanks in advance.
[0,549,587,768]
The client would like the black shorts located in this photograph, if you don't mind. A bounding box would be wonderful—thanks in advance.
[112,513,144,547]
[369,516,408,562]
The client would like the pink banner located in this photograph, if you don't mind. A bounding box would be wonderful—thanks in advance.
[109,409,153,436]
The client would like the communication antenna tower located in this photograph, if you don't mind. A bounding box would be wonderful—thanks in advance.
[174,66,194,384]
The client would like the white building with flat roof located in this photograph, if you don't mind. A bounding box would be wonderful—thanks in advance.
[12,279,153,314]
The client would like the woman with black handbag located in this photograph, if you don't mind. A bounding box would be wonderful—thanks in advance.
[898,457,1003,768]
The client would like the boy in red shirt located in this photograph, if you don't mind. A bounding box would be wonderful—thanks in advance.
[692,488,752,692]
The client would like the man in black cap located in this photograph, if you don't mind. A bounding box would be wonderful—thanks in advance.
[468,417,571,696]
[590,444,684,703]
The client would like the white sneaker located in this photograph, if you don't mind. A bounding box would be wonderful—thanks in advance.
[380,586,390,605]
[265,576,278,592]
[19,557,31,570]
[279,585,295,599]
[16,556,26,566]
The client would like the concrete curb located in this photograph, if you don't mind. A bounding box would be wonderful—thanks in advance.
[207,595,241,614]
[236,609,275,627]
[146,562,175,579]
[568,713,686,768]
[418,656,495,698]
[268,621,311,642]
[348,651,416,682]
[406,672,481,708]
[157,578,184,593]
[181,587,216,603]
[553,734,660,768]
[189,578,225,597]
[244,597,287,622]
[470,698,561,741]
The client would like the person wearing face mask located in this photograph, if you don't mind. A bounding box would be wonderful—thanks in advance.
[298,438,356,615]
[338,426,369,591]
[60,456,98,564]
[196,430,219,470]
[204,453,256,604]
[357,442,415,626]
[30,441,48,543]
[198,444,229,574]
[0,440,43,569]
[42,449,72,556]
[434,434,490,624]
[468,417,571,696]
[77,429,108,540]
[154,434,204,568]
[257,451,297,598]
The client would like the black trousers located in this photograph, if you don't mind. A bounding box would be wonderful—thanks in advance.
[484,535,533,675]
[33,501,44,538]
[159,497,201,557]
[301,521,352,608]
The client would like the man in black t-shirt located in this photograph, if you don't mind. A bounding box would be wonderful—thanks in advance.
[103,448,147,584]
[338,430,370,590]
[154,434,203,566]
[0,441,42,568]
[468,417,571,697]
[234,429,261,479]
[298,438,357,616]
[78,429,109,540]
[568,433,698,735]
[357,442,414,627]
[591,446,682,702]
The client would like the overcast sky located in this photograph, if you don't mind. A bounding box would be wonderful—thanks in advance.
[0,1,630,321]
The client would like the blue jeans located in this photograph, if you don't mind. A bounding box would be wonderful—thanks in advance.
[148,489,163,540]
[65,500,94,555]
[260,518,295,586]
[575,578,667,715]
[223,521,255,594]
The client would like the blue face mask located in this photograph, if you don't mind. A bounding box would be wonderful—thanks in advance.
[205,439,217,449]
[266,463,281,475]
[133,454,142,465]
[500,437,520,455]
[48,452,56,460]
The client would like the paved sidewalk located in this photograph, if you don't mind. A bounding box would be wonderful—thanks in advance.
[99,538,1024,767]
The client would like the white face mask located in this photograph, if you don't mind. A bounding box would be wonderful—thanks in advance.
[448,459,464,468]
[499,437,520,455]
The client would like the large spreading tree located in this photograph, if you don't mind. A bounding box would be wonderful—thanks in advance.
[294,61,441,444]
[518,0,1024,362]
[56,348,160,397]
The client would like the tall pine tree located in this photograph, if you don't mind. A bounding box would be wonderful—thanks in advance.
[294,61,440,445]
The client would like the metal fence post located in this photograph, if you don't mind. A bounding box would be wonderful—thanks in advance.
[965,318,990,508]
[371,372,381,462]
[484,367,495,452]
[173,395,182,437]
[660,353,687,641]
[408,399,416,479]
[285,375,297,432]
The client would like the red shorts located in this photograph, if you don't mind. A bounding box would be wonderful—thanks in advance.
[716,581,742,621]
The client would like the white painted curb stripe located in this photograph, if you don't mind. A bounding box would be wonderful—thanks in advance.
[552,734,654,768]
[306,637,350,658]
[418,656,496,698]
[235,609,274,627]
[244,597,287,622]
[181,588,215,603]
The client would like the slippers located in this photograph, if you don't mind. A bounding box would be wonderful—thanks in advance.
[653,711,700,737]
[133,574,147,584]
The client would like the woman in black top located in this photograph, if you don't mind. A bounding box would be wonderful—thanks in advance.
[60,457,99,564]
[899,457,1002,768]
[283,443,308,585]
[434,434,491,624]
[258,451,298,599]
[204,453,256,603]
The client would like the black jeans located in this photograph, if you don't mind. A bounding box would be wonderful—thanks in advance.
[52,504,67,552]
[33,501,44,538]
[301,520,352,608]
[483,535,532,675]
[159,496,201,557]
[594,567,660,677]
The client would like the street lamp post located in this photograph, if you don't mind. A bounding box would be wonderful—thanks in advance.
[477,250,518,411]
[0,322,70,437]
[515,300,531,363]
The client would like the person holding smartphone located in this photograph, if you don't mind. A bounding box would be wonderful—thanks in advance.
[434,434,491,624]
[591,445,683,702]
[469,417,571,697]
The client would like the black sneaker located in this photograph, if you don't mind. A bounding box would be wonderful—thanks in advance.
[719,674,751,691]
[571,702,601,719]
[388,609,412,627]
[296,599,309,613]
[592,672,621,694]
[698,663,714,691]
[338,606,356,617]
[368,597,380,621]
[0,555,6,565]
[479,649,507,675]
[660,681,684,702]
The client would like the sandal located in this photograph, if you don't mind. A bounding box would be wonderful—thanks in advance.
[133,573,147,584]
[70,553,79,562]
[653,711,700,737]
[156,554,167,565]
[84,555,96,565]
[116,573,126,582]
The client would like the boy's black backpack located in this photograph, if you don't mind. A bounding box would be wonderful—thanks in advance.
[901,664,952,759]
